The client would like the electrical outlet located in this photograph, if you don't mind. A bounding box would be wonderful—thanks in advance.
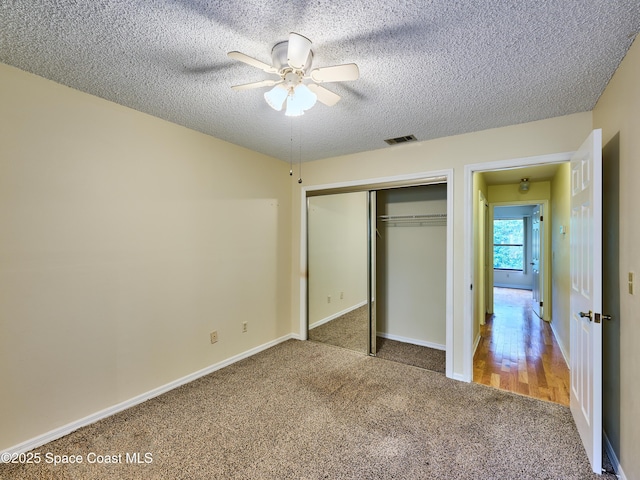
[340,292,344,299]
[210,331,218,344]
[242,321,248,333]
[327,295,331,304]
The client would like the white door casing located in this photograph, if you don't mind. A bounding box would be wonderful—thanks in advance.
[569,129,603,474]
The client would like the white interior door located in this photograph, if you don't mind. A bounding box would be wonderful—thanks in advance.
[478,191,487,325]
[531,206,542,318]
[570,129,603,474]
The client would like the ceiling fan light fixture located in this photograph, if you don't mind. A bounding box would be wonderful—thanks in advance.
[264,85,288,111]
[293,84,317,110]
[284,84,317,117]
[229,32,358,116]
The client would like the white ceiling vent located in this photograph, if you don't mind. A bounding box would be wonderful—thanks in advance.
[384,135,417,145]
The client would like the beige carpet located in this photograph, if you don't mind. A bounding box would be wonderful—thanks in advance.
[309,306,446,374]
[1,340,614,479]
[308,305,369,354]
[375,336,446,374]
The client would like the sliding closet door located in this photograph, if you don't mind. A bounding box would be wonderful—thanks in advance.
[368,191,377,356]
[307,192,369,354]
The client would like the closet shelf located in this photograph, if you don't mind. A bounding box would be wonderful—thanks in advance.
[379,213,447,226]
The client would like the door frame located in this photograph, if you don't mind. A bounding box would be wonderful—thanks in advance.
[300,169,454,377]
[463,152,572,381]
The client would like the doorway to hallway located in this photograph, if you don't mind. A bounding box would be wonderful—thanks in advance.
[473,287,569,405]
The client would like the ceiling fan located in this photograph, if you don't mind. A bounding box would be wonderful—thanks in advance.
[227,32,359,116]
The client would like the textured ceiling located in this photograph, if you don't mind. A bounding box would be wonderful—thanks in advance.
[1,1,639,162]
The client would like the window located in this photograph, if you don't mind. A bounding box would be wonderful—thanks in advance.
[493,218,524,270]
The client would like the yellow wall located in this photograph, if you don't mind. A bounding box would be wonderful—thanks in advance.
[593,38,640,476]
[473,173,488,345]
[0,63,292,450]
[291,112,593,377]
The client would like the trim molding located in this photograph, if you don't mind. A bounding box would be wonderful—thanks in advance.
[473,332,481,357]
[1,334,297,456]
[309,301,367,330]
[377,332,445,351]
[549,320,570,369]
[604,431,625,479]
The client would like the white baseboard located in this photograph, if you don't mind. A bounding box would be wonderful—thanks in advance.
[309,301,367,330]
[376,332,445,351]
[473,333,481,356]
[1,333,298,457]
[493,284,533,290]
[549,321,570,369]
[604,430,625,479]
[451,372,468,382]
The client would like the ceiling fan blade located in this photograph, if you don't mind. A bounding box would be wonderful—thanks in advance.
[287,32,312,70]
[231,79,281,91]
[307,84,341,107]
[310,63,360,83]
[227,51,277,74]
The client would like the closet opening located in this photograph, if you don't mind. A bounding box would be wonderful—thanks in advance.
[375,184,447,373]
[303,172,453,377]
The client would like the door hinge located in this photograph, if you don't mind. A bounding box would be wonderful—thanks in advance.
[540,215,543,221]
[540,301,543,307]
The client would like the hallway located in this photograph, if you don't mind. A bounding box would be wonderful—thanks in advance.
[473,287,570,405]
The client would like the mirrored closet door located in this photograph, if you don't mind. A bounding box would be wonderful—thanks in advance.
[307,191,373,355]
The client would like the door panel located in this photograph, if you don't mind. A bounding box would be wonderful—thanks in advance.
[531,206,542,318]
[569,129,602,474]
[478,192,488,325]
[307,192,369,354]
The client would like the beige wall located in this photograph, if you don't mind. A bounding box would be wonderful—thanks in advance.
[376,185,447,347]
[0,63,292,450]
[291,112,593,378]
[593,38,640,477]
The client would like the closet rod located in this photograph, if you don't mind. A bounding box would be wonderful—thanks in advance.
[379,213,447,226]
[379,213,447,221]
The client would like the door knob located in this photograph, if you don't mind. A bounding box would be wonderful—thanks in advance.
[579,310,593,320]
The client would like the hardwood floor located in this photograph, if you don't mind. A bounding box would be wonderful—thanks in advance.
[473,287,570,406]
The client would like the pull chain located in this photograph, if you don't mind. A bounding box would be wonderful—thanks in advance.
[298,119,302,184]
[289,118,293,176]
